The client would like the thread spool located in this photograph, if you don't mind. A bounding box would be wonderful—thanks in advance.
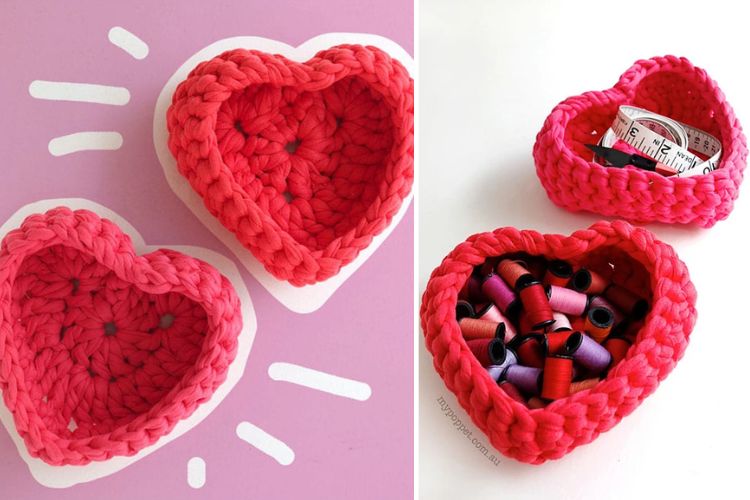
[459,274,484,303]
[546,285,588,316]
[565,331,612,374]
[467,338,506,367]
[518,311,544,335]
[456,300,475,320]
[585,307,614,342]
[486,349,518,381]
[541,355,573,400]
[588,295,624,324]
[523,256,548,281]
[571,268,608,294]
[459,318,506,341]
[544,330,574,356]
[604,284,649,320]
[603,336,632,367]
[481,274,520,317]
[501,364,541,396]
[510,335,545,368]
[527,397,547,409]
[497,259,534,290]
[543,260,573,287]
[475,303,517,341]
[552,312,572,332]
[478,259,498,278]
[518,281,555,330]
[570,315,586,332]
[498,381,526,404]
[569,378,600,394]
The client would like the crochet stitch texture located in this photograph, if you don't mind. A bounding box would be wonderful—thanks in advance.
[534,55,747,227]
[0,208,242,465]
[420,220,696,463]
[167,44,414,285]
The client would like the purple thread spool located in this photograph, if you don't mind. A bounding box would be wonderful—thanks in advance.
[501,364,542,396]
[456,300,475,320]
[565,332,612,374]
[588,295,624,324]
[546,285,588,316]
[481,274,519,316]
[552,312,572,331]
[486,349,518,381]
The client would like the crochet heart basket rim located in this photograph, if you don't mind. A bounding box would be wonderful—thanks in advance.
[420,220,697,464]
[166,44,414,286]
[0,208,241,466]
[533,55,748,228]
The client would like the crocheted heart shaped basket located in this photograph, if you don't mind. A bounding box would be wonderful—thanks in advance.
[420,220,697,464]
[0,208,242,465]
[167,44,414,286]
[534,55,747,228]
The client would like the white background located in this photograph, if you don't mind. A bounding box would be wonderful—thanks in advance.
[419,1,750,499]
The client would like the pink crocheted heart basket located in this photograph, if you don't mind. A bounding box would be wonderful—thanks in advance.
[167,44,414,286]
[0,208,242,465]
[534,55,747,228]
[420,220,697,464]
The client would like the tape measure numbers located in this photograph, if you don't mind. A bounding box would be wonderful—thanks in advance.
[599,106,721,176]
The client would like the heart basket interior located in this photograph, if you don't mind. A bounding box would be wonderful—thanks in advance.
[0,209,241,465]
[420,222,697,463]
[168,46,414,285]
[534,55,747,227]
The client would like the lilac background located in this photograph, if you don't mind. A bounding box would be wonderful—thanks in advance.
[0,1,413,498]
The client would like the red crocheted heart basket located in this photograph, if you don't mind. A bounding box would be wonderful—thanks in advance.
[420,220,697,464]
[534,55,747,228]
[0,208,242,465]
[167,44,414,286]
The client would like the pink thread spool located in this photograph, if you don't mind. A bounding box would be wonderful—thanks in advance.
[546,285,588,316]
[552,312,572,331]
[475,303,517,341]
[481,274,520,317]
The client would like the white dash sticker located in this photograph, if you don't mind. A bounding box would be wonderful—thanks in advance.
[187,457,206,489]
[108,26,149,60]
[268,362,372,401]
[236,422,294,466]
[48,132,123,156]
[29,81,130,105]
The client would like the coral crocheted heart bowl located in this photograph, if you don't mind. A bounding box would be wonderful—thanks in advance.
[0,208,242,465]
[533,55,747,228]
[420,220,697,464]
[167,44,414,286]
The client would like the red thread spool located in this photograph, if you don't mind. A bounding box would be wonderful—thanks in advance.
[542,355,573,400]
[570,315,586,332]
[571,268,608,294]
[603,336,632,367]
[511,335,545,368]
[519,255,548,281]
[456,300,475,320]
[605,284,649,320]
[543,260,573,287]
[517,311,544,334]
[585,307,614,342]
[498,381,526,404]
[459,318,506,341]
[497,259,534,289]
[518,281,555,330]
[467,338,506,367]
[544,330,574,356]
[569,378,600,394]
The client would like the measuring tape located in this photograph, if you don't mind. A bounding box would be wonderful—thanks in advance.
[598,106,722,176]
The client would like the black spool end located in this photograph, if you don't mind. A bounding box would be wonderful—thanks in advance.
[456,300,475,320]
[589,307,614,329]
[572,269,592,292]
[564,331,584,355]
[494,322,507,341]
[488,338,507,365]
[548,259,573,279]
[514,273,536,291]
